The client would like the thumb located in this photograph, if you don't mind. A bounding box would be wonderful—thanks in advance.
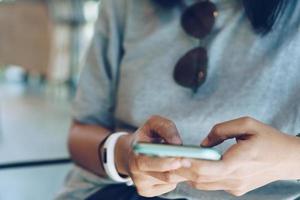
[201,117,257,147]
[144,115,182,145]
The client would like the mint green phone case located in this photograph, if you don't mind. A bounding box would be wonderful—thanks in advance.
[132,142,221,161]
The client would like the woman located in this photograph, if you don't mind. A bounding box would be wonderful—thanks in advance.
[56,0,300,199]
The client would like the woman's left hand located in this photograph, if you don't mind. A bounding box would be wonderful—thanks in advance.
[175,117,300,196]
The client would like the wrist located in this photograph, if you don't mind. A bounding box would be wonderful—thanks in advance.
[115,133,133,176]
[101,132,133,185]
[279,134,300,180]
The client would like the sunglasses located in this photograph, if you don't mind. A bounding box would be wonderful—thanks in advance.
[173,1,218,91]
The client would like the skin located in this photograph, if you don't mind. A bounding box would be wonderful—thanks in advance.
[69,116,300,198]
[115,116,191,197]
[175,117,300,196]
[69,116,189,197]
[68,122,111,177]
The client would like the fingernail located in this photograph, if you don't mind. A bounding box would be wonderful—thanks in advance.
[201,138,209,146]
[181,159,191,168]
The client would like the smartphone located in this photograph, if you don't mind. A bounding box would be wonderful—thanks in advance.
[132,142,221,161]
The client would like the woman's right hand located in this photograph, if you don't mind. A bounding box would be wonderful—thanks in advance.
[115,115,189,197]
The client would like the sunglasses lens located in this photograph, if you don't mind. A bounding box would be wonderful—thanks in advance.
[173,47,208,89]
[181,1,217,38]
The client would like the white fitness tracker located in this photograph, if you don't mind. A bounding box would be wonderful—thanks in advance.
[101,132,133,186]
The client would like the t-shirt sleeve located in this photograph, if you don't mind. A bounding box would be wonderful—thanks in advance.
[71,0,126,129]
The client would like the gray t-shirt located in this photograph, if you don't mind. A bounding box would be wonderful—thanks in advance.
[56,0,300,199]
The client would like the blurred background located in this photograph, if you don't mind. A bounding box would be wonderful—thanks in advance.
[0,0,100,199]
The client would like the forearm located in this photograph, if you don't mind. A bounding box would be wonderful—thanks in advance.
[68,121,111,177]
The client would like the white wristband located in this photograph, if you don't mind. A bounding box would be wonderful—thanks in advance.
[102,132,133,185]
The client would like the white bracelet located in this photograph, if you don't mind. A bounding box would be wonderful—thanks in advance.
[102,132,133,185]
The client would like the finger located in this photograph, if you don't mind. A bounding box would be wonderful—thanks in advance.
[174,159,227,183]
[135,155,183,172]
[135,178,177,198]
[201,117,260,147]
[175,168,224,183]
[188,181,229,191]
[137,183,177,197]
[225,190,247,197]
[146,171,187,183]
[132,173,167,186]
[151,184,177,196]
[189,159,226,177]
[144,115,182,145]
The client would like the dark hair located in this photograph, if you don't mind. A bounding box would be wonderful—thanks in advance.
[153,0,288,35]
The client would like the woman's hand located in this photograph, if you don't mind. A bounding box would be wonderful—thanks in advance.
[115,115,189,197]
[176,117,300,196]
